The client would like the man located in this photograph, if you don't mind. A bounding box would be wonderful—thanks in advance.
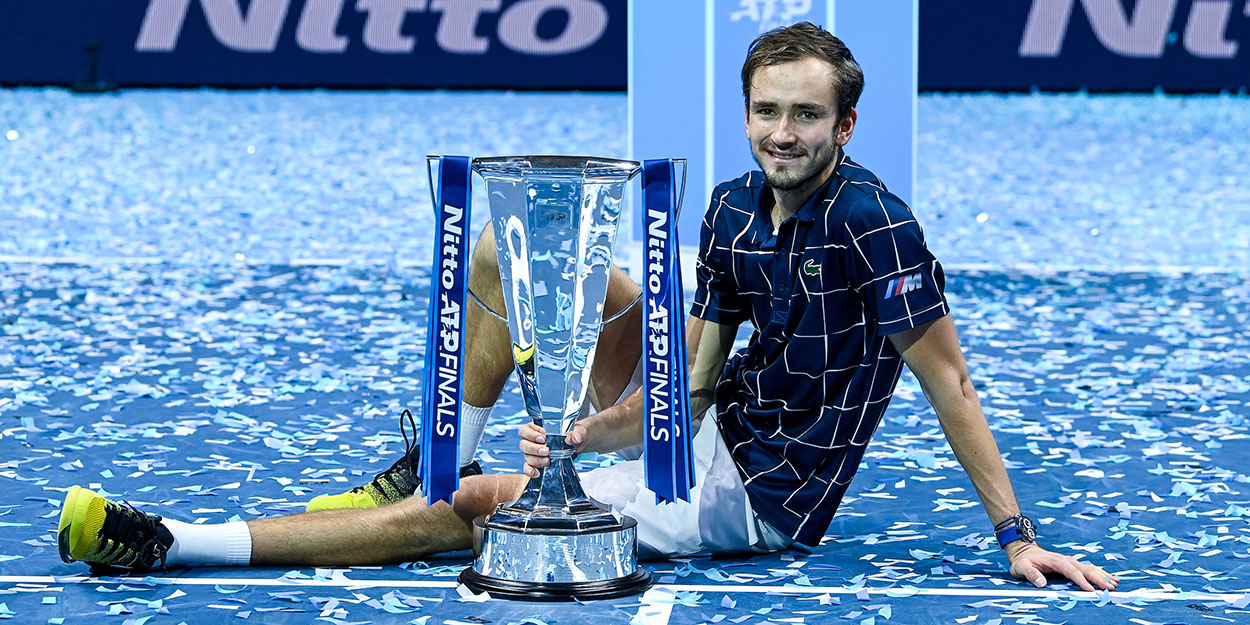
[57,22,1118,592]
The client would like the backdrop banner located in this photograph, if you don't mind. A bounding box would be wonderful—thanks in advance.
[0,0,625,90]
[921,0,1250,92]
[6,1,1246,92]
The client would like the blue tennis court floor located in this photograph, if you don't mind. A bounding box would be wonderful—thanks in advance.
[1,89,1249,624]
[1,262,1247,624]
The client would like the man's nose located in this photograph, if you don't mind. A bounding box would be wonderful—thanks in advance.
[771,118,797,145]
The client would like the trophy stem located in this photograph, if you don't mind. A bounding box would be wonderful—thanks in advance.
[487,435,619,533]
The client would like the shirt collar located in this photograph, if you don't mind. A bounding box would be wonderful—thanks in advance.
[759,151,845,226]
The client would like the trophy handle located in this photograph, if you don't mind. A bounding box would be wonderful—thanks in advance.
[425,155,441,213]
[628,158,686,215]
[672,158,688,218]
[467,283,642,326]
[425,155,513,325]
[604,293,643,325]
[427,154,649,326]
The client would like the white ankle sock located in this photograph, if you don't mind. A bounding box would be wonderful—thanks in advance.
[458,403,492,467]
[162,518,252,566]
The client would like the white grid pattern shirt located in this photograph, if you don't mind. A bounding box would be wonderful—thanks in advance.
[691,154,950,546]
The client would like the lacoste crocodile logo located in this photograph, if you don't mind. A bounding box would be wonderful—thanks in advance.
[802,259,821,277]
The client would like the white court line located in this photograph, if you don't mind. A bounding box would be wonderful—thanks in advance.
[0,575,1243,604]
[0,255,167,265]
[0,255,361,267]
[633,587,677,625]
[0,253,1243,277]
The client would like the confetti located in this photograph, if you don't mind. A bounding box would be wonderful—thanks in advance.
[1,89,1248,625]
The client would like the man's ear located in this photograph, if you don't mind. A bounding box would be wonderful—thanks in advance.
[744,101,750,137]
[835,107,858,147]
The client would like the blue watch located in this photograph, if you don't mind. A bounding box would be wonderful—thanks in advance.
[994,514,1037,548]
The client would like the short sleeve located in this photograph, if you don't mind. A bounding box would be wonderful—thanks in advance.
[689,193,749,325]
[843,192,949,335]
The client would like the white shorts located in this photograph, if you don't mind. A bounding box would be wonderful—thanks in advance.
[580,359,793,559]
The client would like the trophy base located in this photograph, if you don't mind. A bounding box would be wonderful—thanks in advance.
[459,513,652,602]
[458,567,652,602]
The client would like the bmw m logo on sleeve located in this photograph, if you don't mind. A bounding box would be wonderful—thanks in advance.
[884,272,923,299]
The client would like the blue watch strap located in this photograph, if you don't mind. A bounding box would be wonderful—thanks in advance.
[996,525,1026,547]
[995,514,1037,548]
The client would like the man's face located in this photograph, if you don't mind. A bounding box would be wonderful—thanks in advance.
[745,57,855,195]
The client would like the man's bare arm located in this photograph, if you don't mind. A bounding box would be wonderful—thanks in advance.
[520,316,738,471]
[889,316,1019,524]
[889,315,1119,591]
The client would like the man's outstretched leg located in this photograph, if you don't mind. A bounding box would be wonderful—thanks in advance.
[308,222,643,511]
[58,473,529,570]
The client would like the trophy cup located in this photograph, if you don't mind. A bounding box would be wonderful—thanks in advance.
[425,155,655,601]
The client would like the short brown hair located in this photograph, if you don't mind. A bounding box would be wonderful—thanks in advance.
[740,22,864,120]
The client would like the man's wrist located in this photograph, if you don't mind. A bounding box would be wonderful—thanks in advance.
[994,513,1038,549]
[582,404,635,454]
[1003,538,1037,561]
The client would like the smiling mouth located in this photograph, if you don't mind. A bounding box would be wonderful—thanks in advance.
[766,149,804,162]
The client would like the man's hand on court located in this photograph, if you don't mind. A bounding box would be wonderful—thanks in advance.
[1006,542,1120,591]
[519,422,589,478]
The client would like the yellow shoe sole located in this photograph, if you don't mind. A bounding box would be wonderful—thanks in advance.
[56,485,82,562]
[57,485,103,563]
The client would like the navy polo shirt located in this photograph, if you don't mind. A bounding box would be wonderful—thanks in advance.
[690,154,949,547]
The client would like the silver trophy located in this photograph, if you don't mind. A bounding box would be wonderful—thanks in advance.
[450,155,652,601]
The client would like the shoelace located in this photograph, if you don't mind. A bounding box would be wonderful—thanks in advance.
[98,500,169,570]
[358,409,422,496]
[398,408,418,478]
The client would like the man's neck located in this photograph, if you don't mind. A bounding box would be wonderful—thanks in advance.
[769,151,840,228]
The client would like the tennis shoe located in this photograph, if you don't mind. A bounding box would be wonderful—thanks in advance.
[306,409,483,512]
[57,485,174,571]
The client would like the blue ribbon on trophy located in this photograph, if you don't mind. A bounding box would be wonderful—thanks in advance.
[420,155,682,599]
[642,158,695,504]
[420,155,472,505]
